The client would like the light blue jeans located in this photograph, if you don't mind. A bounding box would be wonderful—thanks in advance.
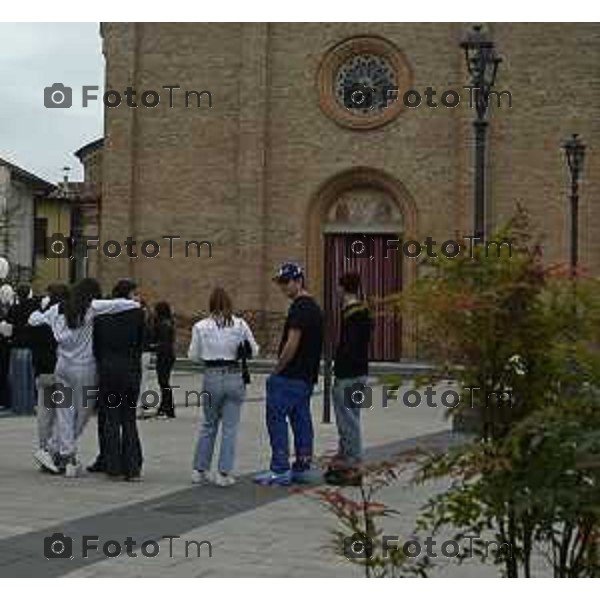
[332,376,368,468]
[193,369,245,475]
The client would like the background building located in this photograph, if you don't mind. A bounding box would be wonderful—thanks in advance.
[0,157,56,286]
[97,23,600,358]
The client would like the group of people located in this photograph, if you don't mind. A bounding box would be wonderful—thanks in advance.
[3,260,373,488]
[0,277,176,479]
[188,262,373,488]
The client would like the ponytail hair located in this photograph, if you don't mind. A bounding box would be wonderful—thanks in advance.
[208,287,233,328]
[63,278,101,329]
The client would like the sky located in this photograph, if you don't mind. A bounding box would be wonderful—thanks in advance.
[0,22,103,183]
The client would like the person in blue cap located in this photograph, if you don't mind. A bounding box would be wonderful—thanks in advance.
[254,263,323,486]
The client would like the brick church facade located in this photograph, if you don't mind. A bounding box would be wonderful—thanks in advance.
[93,23,600,357]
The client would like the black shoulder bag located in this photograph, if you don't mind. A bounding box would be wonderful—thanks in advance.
[237,339,252,385]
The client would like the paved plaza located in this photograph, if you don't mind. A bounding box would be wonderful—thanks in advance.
[0,371,532,577]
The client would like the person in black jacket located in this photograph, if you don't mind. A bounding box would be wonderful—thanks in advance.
[31,283,68,473]
[326,272,373,486]
[0,284,15,410]
[6,284,38,414]
[92,279,145,481]
[154,301,176,419]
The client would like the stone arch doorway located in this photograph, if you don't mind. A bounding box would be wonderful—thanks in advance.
[306,167,418,360]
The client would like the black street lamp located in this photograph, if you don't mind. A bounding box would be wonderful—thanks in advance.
[562,133,586,278]
[461,25,502,241]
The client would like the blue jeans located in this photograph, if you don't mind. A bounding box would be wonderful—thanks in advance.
[266,374,314,473]
[8,348,35,415]
[332,376,367,468]
[194,369,245,474]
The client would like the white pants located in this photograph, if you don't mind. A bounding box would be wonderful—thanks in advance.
[52,359,98,458]
[36,373,56,451]
[138,351,159,409]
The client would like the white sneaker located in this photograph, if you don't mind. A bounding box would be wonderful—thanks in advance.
[214,472,236,487]
[33,449,59,474]
[65,460,82,478]
[191,470,210,485]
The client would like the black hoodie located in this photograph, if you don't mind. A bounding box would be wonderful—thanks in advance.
[334,301,373,378]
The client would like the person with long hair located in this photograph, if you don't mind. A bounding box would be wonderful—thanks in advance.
[188,287,259,486]
[154,301,176,419]
[30,282,68,473]
[28,278,139,476]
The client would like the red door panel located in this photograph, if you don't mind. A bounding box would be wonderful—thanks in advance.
[324,233,402,361]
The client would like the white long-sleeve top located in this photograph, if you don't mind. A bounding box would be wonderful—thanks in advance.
[188,315,259,363]
[28,299,140,367]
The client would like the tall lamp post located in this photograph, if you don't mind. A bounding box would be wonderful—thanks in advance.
[562,134,586,279]
[461,25,502,241]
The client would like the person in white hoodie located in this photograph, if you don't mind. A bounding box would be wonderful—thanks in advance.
[28,278,139,477]
[188,287,259,487]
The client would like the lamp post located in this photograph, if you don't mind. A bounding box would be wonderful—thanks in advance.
[461,24,502,241]
[562,134,586,279]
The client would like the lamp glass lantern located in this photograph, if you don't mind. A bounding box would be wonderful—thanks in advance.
[563,134,586,182]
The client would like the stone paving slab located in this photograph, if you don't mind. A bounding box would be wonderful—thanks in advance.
[0,372,536,577]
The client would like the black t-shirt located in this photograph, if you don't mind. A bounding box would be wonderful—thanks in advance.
[278,295,323,384]
[334,301,373,378]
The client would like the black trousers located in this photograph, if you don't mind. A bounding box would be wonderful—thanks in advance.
[156,356,175,416]
[98,367,143,477]
[94,398,108,468]
[0,342,10,408]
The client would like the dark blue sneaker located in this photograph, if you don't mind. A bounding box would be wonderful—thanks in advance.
[253,470,292,486]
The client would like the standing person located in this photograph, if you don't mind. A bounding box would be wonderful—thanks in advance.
[93,279,145,481]
[28,278,139,477]
[6,284,37,414]
[189,287,259,487]
[154,301,177,419]
[137,298,157,419]
[254,263,323,486]
[325,272,373,486]
[30,283,68,473]
[0,284,15,410]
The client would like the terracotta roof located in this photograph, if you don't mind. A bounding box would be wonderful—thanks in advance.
[74,138,104,161]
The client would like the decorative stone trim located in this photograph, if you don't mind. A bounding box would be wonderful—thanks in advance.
[306,167,418,357]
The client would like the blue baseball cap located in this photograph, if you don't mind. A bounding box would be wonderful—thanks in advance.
[273,262,304,283]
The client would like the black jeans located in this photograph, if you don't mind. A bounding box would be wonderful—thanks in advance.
[99,367,143,477]
[0,342,10,408]
[156,356,175,417]
[93,398,108,468]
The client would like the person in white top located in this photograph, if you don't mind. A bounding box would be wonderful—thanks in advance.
[188,287,259,487]
[28,278,140,477]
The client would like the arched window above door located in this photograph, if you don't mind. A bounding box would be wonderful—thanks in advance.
[324,187,404,233]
